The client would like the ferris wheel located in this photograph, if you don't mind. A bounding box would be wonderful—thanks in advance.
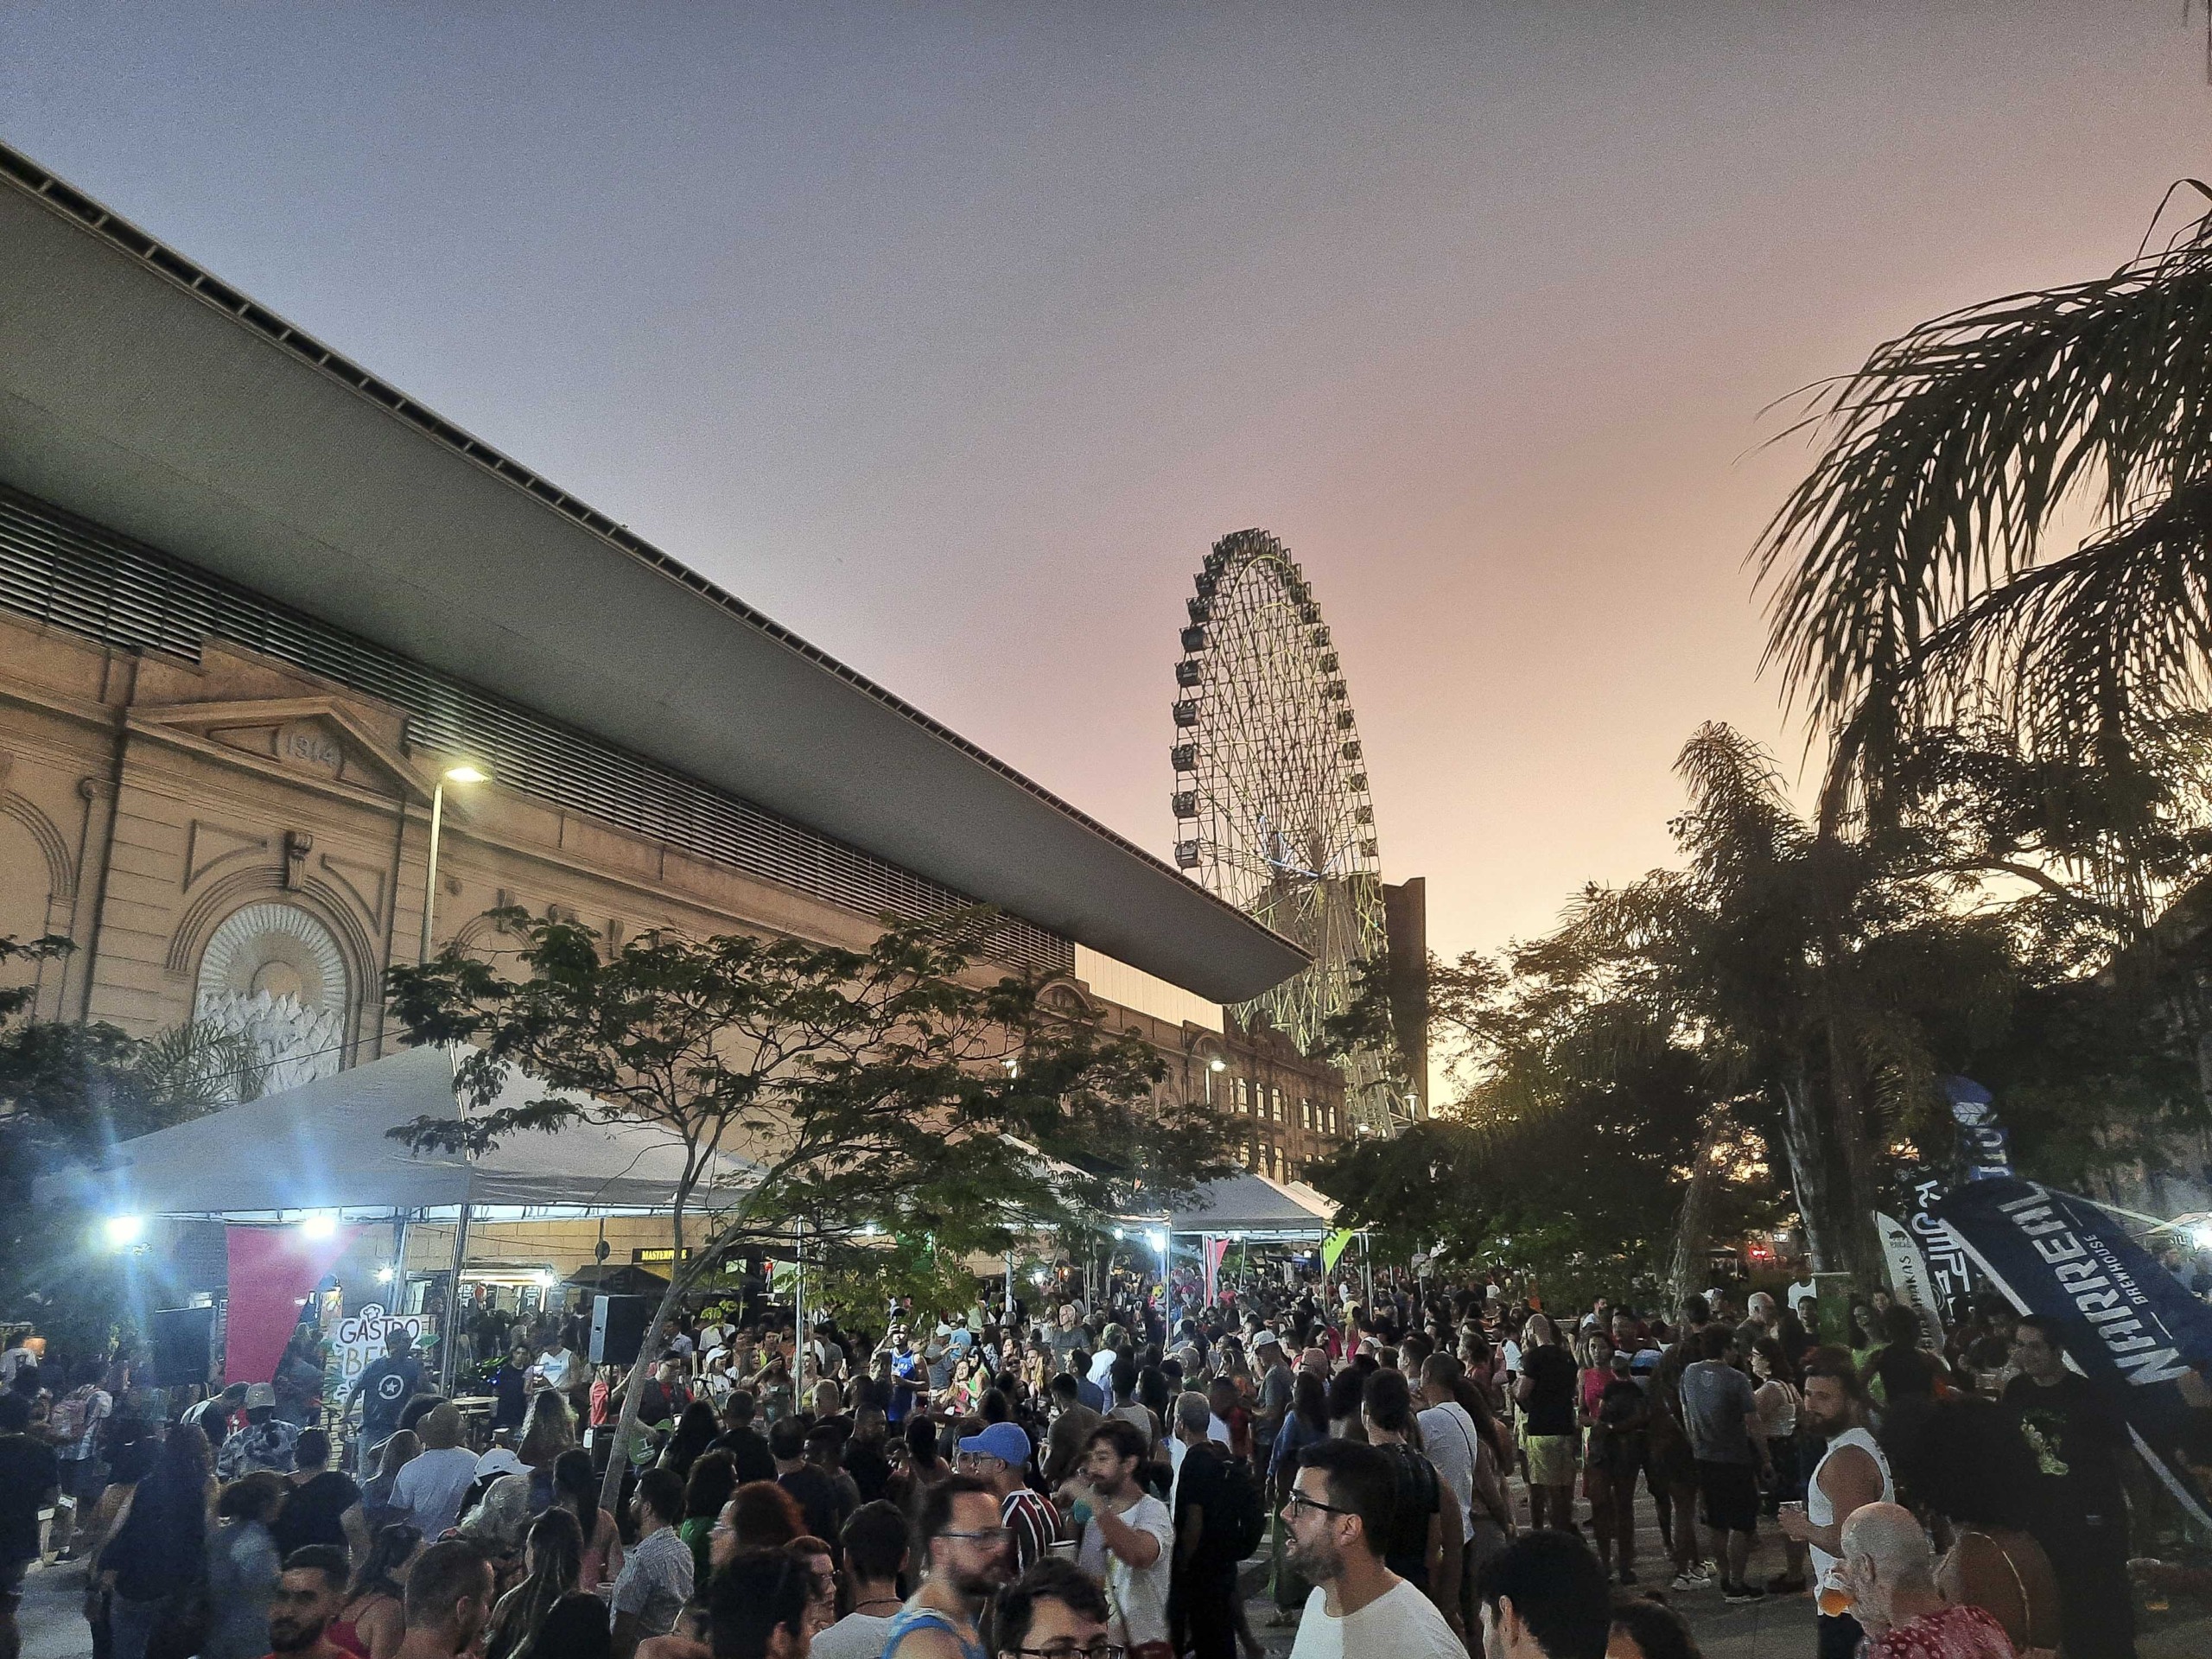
[1169,529,1406,1133]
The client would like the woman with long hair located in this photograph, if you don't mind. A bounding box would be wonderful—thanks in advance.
[101,1422,213,1659]
[518,1390,576,1480]
[551,1446,623,1594]
[659,1399,721,1484]
[677,1451,741,1582]
[204,1472,287,1659]
[485,1506,610,1659]
[1903,1396,2063,1656]
[360,1429,420,1535]
[329,1523,422,1659]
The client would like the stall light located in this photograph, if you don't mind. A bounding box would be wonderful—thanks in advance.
[861,1223,882,1237]
[1209,1058,1226,1072]
[536,1269,558,1288]
[1112,1227,1124,1241]
[300,1212,339,1241]
[375,1266,396,1284]
[103,1214,145,1249]
[2194,1224,2212,1253]
[1032,1270,1049,1287]
[1146,1230,1168,1255]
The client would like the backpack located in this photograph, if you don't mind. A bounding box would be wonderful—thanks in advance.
[1207,1446,1267,1560]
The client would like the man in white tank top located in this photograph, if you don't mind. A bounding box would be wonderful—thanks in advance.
[1779,1351,1893,1659]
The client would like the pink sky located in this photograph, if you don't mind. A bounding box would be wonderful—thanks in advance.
[8,3,2209,967]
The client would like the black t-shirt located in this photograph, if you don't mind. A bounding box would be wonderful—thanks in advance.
[715,1425,778,1484]
[538,1592,613,1659]
[2005,1371,2128,1522]
[1373,1441,1439,1588]
[0,1433,59,1563]
[273,1469,361,1558]
[1520,1344,1579,1436]
[842,1438,892,1504]
[1172,1441,1241,1573]
[778,1465,849,1547]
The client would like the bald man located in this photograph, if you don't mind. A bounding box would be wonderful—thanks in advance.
[1837,1503,2012,1659]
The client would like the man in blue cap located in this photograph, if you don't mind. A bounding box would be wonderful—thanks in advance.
[957,1421,1060,1573]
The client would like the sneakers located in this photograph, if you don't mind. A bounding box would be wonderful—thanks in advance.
[1766,1574,1808,1594]
[1724,1582,1768,1604]
[1670,1570,1715,1592]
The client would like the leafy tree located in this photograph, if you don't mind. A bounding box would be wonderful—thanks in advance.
[0,936,262,1354]
[384,905,1232,1510]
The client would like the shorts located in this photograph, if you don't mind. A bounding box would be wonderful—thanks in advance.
[1522,1432,1578,1487]
[60,1455,105,1501]
[1695,1459,1758,1534]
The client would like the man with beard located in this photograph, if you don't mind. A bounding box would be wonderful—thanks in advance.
[1779,1350,1893,1659]
[1283,1440,1465,1659]
[881,1474,1012,1659]
[1065,1420,1173,1659]
[391,1539,494,1659]
[260,1547,351,1659]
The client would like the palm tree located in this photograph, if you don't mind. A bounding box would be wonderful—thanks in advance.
[1758,183,2212,870]
[1555,725,2018,1281]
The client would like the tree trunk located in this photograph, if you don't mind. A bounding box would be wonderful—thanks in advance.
[1775,1067,1841,1276]
[596,1197,693,1516]
[1669,1110,1727,1307]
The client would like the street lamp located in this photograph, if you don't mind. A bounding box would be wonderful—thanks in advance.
[420,764,488,961]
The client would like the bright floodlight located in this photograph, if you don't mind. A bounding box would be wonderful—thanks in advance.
[1146,1230,1168,1254]
[374,1266,396,1284]
[1209,1058,1226,1072]
[537,1269,558,1288]
[300,1212,338,1241]
[1112,1226,1125,1241]
[2194,1224,2212,1253]
[103,1214,145,1249]
[442,764,488,785]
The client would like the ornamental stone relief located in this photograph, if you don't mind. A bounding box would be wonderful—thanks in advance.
[193,901,350,1097]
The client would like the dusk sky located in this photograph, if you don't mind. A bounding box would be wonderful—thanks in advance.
[9,3,2209,971]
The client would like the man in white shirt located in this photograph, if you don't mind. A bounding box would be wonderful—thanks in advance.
[810,1499,908,1659]
[1065,1419,1173,1656]
[531,1334,579,1395]
[1283,1440,1467,1659]
[1471,1531,1608,1659]
[391,1402,482,1537]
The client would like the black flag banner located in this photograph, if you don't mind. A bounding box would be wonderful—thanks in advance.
[1934,1177,2212,1528]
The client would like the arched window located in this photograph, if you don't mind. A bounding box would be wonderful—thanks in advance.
[194,902,351,1097]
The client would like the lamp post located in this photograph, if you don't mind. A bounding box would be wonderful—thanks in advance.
[419,764,486,963]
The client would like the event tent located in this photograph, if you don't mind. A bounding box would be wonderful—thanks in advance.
[1163,1172,1336,1240]
[38,1043,755,1220]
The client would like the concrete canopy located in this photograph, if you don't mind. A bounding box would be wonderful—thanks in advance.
[0,143,1306,1004]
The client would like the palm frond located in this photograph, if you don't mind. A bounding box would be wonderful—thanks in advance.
[1757,191,2212,752]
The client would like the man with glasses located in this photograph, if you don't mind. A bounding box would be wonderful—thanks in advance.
[993,1556,1116,1659]
[881,1473,1012,1659]
[957,1421,1061,1572]
[1281,1440,1468,1659]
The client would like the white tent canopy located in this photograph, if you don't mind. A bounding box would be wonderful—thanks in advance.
[1164,1172,1337,1239]
[38,1044,755,1219]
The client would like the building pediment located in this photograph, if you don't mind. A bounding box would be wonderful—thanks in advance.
[133,696,429,801]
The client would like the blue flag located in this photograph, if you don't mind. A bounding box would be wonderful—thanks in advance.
[1934,1177,2212,1527]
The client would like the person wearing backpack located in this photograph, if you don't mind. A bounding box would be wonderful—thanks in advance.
[1169,1393,1260,1659]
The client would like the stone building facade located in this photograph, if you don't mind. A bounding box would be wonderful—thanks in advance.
[0,497,1346,1174]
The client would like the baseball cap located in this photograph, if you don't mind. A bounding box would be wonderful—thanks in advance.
[474,1446,526,1480]
[244,1382,276,1409]
[956,1421,1031,1465]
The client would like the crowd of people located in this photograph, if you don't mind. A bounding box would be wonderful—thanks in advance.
[0,1264,2191,1659]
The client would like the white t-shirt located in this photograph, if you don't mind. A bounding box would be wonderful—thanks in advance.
[1076,1491,1174,1649]
[810,1612,895,1659]
[1416,1402,1479,1532]
[391,1445,481,1536]
[1288,1579,1467,1659]
[533,1347,579,1390]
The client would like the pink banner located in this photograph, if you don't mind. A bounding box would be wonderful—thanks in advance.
[1204,1236,1230,1306]
[225,1225,353,1385]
